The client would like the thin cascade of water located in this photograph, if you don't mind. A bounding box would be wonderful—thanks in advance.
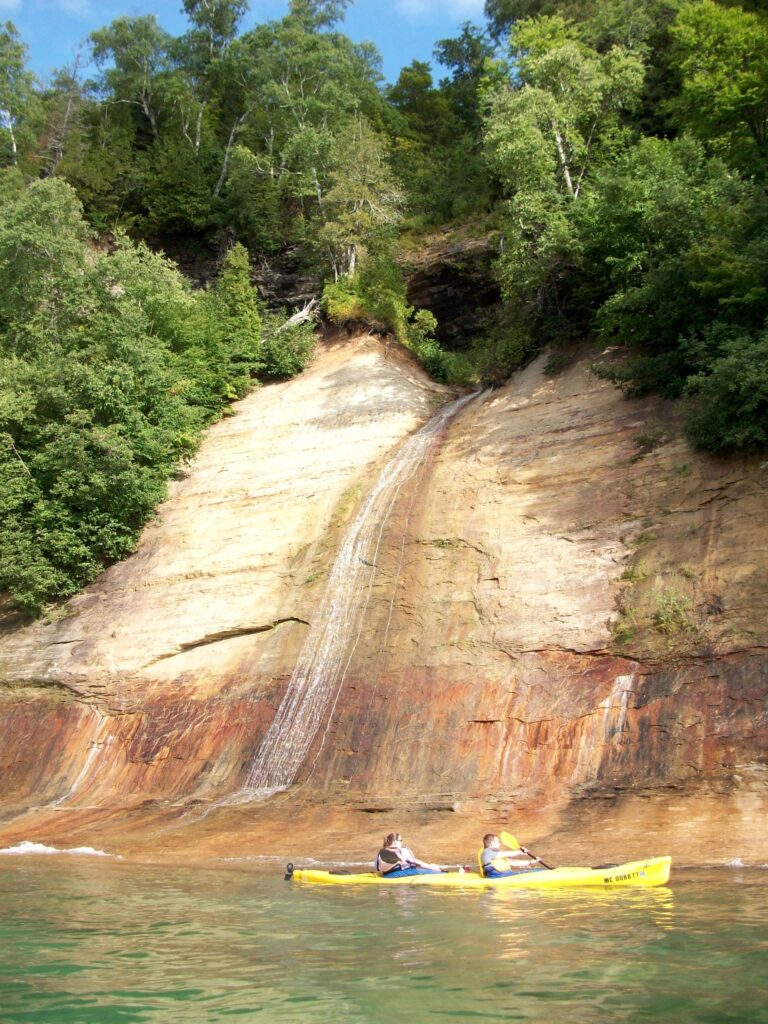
[240,390,478,798]
[50,711,112,807]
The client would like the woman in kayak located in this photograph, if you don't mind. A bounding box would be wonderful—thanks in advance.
[480,834,543,878]
[376,833,441,877]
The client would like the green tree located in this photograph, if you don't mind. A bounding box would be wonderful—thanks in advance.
[288,0,353,31]
[210,3,384,251]
[388,60,454,139]
[0,179,308,615]
[0,180,200,612]
[217,143,282,252]
[319,117,405,278]
[668,0,768,172]
[492,16,644,200]
[171,0,248,175]
[181,0,248,63]
[434,22,495,133]
[386,59,478,221]
[213,242,263,363]
[0,21,36,166]
[484,15,644,334]
[89,16,172,140]
[685,327,768,451]
[60,101,136,233]
[585,136,744,373]
[0,177,90,353]
[584,133,768,443]
[39,57,87,178]
[241,8,383,196]
[484,0,678,49]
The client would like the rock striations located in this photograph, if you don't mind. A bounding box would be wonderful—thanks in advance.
[0,333,766,866]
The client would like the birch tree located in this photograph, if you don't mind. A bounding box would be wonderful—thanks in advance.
[40,58,86,177]
[483,15,643,316]
[0,21,35,167]
[90,16,172,140]
[318,117,404,279]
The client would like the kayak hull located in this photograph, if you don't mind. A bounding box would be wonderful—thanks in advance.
[289,856,671,888]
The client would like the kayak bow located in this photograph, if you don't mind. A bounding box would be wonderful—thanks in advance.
[287,856,671,888]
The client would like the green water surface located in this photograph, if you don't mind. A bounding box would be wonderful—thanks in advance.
[1,859,766,1023]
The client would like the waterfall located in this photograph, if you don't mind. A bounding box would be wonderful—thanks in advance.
[51,711,112,807]
[240,390,478,798]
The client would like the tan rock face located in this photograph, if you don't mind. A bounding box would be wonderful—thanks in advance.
[0,336,766,866]
[0,334,450,810]
[301,354,768,826]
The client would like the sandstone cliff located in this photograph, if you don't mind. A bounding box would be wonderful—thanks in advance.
[0,333,765,867]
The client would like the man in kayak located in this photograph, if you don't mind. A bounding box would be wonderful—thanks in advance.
[480,834,544,878]
[376,833,442,877]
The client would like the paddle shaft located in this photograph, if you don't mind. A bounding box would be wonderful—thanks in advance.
[500,831,553,870]
[520,845,553,870]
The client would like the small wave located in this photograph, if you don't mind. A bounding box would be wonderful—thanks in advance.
[0,840,118,858]
[725,858,746,868]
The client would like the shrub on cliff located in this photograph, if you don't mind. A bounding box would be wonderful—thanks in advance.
[0,179,274,615]
[322,256,410,340]
[260,313,316,380]
[406,309,475,386]
[187,243,265,403]
[685,327,768,451]
[322,257,473,385]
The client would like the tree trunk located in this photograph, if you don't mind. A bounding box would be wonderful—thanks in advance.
[553,128,575,198]
[214,113,246,197]
[275,299,318,333]
[194,103,205,154]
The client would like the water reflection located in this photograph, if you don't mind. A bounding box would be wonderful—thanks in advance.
[0,860,766,1024]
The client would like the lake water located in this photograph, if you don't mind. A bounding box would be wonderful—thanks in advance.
[1,857,767,1023]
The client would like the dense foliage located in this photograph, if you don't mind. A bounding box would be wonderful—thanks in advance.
[0,178,313,613]
[0,0,766,612]
[482,0,768,449]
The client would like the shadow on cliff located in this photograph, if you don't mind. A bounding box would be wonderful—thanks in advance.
[445,355,684,551]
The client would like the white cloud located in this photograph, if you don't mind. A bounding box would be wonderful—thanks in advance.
[58,0,90,12]
[0,0,22,12]
[44,0,92,14]
[394,0,485,21]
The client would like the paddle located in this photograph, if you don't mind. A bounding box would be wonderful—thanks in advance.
[500,831,553,870]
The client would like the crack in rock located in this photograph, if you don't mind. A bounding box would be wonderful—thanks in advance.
[147,617,310,666]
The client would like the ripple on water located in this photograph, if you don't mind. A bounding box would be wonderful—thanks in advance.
[0,862,767,1023]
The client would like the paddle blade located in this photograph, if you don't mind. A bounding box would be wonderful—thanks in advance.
[500,831,521,850]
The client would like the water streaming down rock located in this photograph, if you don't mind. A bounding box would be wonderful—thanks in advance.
[51,712,112,807]
[242,391,479,797]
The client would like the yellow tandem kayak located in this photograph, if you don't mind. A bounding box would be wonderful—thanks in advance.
[287,856,671,889]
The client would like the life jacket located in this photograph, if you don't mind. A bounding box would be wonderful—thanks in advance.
[376,847,406,874]
[480,847,530,875]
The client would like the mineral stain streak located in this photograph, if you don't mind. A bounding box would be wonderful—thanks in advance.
[0,333,765,866]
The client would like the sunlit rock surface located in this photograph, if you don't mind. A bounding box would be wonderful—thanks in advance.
[0,334,449,811]
[0,335,766,867]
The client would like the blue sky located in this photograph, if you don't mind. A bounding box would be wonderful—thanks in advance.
[1,0,489,84]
